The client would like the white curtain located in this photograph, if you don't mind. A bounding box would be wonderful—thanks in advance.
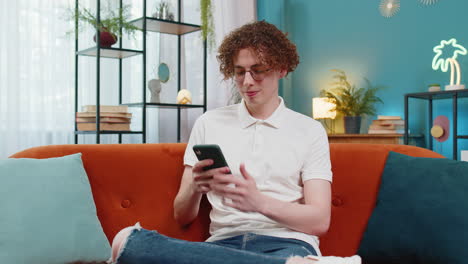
[0,0,256,159]
[179,0,257,142]
[0,0,76,159]
[208,0,257,109]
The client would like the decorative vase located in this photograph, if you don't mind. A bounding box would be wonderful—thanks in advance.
[148,79,161,103]
[93,31,118,48]
[344,116,361,134]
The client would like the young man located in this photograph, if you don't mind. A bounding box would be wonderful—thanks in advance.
[108,21,360,264]
[175,19,331,254]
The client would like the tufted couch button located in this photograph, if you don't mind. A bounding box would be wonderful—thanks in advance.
[121,199,131,208]
[332,196,343,207]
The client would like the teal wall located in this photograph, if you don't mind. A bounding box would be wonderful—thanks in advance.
[257,0,468,159]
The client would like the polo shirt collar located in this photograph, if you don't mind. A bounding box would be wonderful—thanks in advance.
[238,97,286,129]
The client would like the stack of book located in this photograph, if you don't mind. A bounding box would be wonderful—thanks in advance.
[76,105,132,131]
[368,115,405,134]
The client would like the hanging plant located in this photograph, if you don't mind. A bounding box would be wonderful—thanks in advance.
[200,0,215,50]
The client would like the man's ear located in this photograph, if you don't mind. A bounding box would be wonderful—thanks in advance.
[279,69,287,79]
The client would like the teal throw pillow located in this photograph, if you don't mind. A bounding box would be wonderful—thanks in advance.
[358,151,468,264]
[0,153,111,264]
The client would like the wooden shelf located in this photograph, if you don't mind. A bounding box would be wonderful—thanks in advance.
[124,102,205,109]
[76,47,143,59]
[328,133,423,144]
[130,17,201,35]
[329,133,403,138]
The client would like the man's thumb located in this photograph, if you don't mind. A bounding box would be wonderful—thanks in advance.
[239,163,251,180]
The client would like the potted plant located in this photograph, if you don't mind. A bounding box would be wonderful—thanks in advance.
[152,1,175,21]
[65,2,140,47]
[320,69,385,134]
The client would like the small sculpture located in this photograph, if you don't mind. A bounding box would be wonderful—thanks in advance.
[176,89,192,104]
[148,79,162,103]
[153,1,175,21]
[158,63,170,83]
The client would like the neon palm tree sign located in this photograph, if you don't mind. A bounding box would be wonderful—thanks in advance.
[432,38,467,90]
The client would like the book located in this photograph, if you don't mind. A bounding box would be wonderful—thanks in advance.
[76,112,132,118]
[369,124,405,130]
[82,105,129,113]
[76,117,131,123]
[372,119,405,126]
[368,129,405,134]
[77,123,131,131]
[377,115,402,120]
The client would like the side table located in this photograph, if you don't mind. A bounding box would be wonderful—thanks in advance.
[328,134,403,144]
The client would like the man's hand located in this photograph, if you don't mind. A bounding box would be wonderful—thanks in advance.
[211,163,267,212]
[210,163,331,236]
[192,159,230,194]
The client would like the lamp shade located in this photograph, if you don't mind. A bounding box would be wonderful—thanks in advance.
[312,97,337,119]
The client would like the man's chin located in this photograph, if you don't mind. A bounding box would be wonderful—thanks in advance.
[243,97,260,105]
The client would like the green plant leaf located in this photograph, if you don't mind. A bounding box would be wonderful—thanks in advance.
[200,0,215,50]
[64,0,141,39]
[320,69,385,117]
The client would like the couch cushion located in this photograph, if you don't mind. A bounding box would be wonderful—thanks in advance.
[9,143,212,243]
[357,151,468,264]
[0,153,110,264]
[319,144,443,256]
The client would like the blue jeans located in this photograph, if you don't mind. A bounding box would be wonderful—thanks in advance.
[116,229,317,264]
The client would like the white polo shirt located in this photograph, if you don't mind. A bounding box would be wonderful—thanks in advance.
[183,97,332,255]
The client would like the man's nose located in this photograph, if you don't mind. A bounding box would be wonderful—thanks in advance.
[243,71,255,86]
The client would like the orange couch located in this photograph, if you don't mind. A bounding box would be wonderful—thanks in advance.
[10,143,443,256]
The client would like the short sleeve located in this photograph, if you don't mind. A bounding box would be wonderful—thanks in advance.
[301,124,333,183]
[183,116,205,167]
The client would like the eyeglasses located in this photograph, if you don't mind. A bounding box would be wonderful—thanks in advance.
[234,67,272,82]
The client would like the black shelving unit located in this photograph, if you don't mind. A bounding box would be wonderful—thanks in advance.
[404,89,468,160]
[76,47,143,58]
[74,0,207,144]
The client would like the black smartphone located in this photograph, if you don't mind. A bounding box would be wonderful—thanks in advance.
[193,144,230,171]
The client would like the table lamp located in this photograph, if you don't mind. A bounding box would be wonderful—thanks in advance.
[312,97,337,134]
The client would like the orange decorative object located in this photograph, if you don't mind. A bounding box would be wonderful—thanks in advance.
[10,143,444,256]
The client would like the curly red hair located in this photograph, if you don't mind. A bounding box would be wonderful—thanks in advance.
[217,20,300,80]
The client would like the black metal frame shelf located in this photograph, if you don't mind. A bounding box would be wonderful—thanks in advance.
[75,131,143,135]
[130,17,201,35]
[77,47,143,59]
[404,89,468,160]
[124,102,205,109]
[405,89,468,100]
[74,0,207,144]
